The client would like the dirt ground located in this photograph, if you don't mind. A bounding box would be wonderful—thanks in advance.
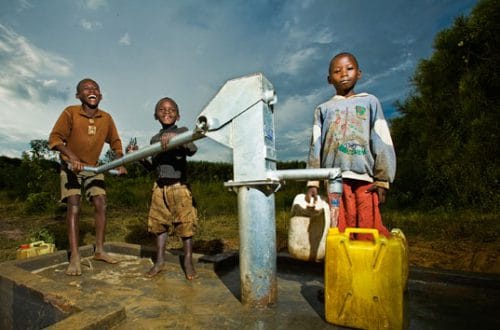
[1,217,499,275]
[405,236,500,274]
[279,224,498,274]
[212,236,500,275]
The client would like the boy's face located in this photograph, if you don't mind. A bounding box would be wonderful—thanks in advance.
[327,54,361,97]
[156,100,179,125]
[76,80,102,109]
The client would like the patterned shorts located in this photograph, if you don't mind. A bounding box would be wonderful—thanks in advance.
[60,168,106,202]
[148,182,198,237]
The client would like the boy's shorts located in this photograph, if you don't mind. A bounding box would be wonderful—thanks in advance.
[60,168,106,203]
[148,182,198,238]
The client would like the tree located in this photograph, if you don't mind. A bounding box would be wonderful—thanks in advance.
[390,0,500,210]
[26,139,58,161]
[18,139,59,198]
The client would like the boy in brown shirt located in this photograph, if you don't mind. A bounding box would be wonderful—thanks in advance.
[49,78,127,276]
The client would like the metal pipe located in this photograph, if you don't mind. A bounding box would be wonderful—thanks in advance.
[83,125,207,174]
[270,168,342,182]
[238,185,277,307]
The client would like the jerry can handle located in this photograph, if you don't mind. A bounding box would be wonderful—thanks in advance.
[344,228,380,243]
[29,241,46,247]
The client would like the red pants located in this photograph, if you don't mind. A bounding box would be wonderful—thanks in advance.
[337,179,390,240]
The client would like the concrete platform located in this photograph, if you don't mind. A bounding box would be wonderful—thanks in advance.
[0,242,499,329]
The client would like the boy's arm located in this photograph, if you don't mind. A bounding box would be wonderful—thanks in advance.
[370,97,396,188]
[106,117,127,175]
[140,157,154,171]
[366,96,395,204]
[178,127,198,156]
[307,107,323,170]
[49,109,84,172]
[125,141,154,171]
[183,140,198,156]
[106,117,124,158]
[48,109,71,153]
[305,107,323,202]
[53,144,85,172]
[160,128,197,156]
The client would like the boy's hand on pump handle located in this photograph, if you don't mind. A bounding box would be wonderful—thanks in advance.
[160,132,177,151]
[115,166,128,175]
[69,156,84,173]
[125,133,178,165]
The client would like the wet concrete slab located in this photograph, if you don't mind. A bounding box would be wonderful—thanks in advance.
[0,242,499,329]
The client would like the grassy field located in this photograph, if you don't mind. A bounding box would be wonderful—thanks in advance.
[0,180,498,274]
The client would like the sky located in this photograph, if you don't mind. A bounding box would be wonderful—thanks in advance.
[0,0,478,163]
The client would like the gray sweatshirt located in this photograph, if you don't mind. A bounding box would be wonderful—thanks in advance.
[307,93,396,187]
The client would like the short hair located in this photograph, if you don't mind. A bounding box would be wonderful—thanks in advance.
[76,78,100,92]
[154,97,179,120]
[329,52,359,72]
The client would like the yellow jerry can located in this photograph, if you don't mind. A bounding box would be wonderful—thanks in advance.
[16,241,56,259]
[325,227,408,329]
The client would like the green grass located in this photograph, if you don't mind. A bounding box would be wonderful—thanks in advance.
[382,208,499,242]
[0,179,498,264]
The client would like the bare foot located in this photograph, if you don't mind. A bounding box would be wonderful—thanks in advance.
[146,262,165,278]
[93,251,118,264]
[65,254,82,276]
[184,258,198,281]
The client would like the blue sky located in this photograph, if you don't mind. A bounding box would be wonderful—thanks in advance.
[0,0,477,162]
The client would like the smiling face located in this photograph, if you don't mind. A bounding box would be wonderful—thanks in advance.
[327,53,362,97]
[76,79,102,109]
[155,98,179,126]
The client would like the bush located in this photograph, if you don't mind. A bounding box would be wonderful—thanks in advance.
[23,192,57,214]
[106,177,152,209]
[29,227,56,244]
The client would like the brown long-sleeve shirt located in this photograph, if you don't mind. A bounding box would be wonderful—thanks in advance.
[48,105,123,166]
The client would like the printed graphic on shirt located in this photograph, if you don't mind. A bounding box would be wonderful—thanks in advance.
[88,118,96,135]
[330,106,368,156]
[88,125,96,135]
[339,142,367,155]
[355,105,367,119]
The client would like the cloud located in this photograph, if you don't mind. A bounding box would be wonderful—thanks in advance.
[276,47,319,75]
[84,0,107,10]
[17,0,33,12]
[80,19,102,31]
[358,54,415,107]
[269,3,338,79]
[0,24,71,104]
[275,89,325,125]
[0,120,50,158]
[119,32,131,46]
[274,88,327,160]
[191,139,232,163]
[0,24,72,157]
[314,28,335,45]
